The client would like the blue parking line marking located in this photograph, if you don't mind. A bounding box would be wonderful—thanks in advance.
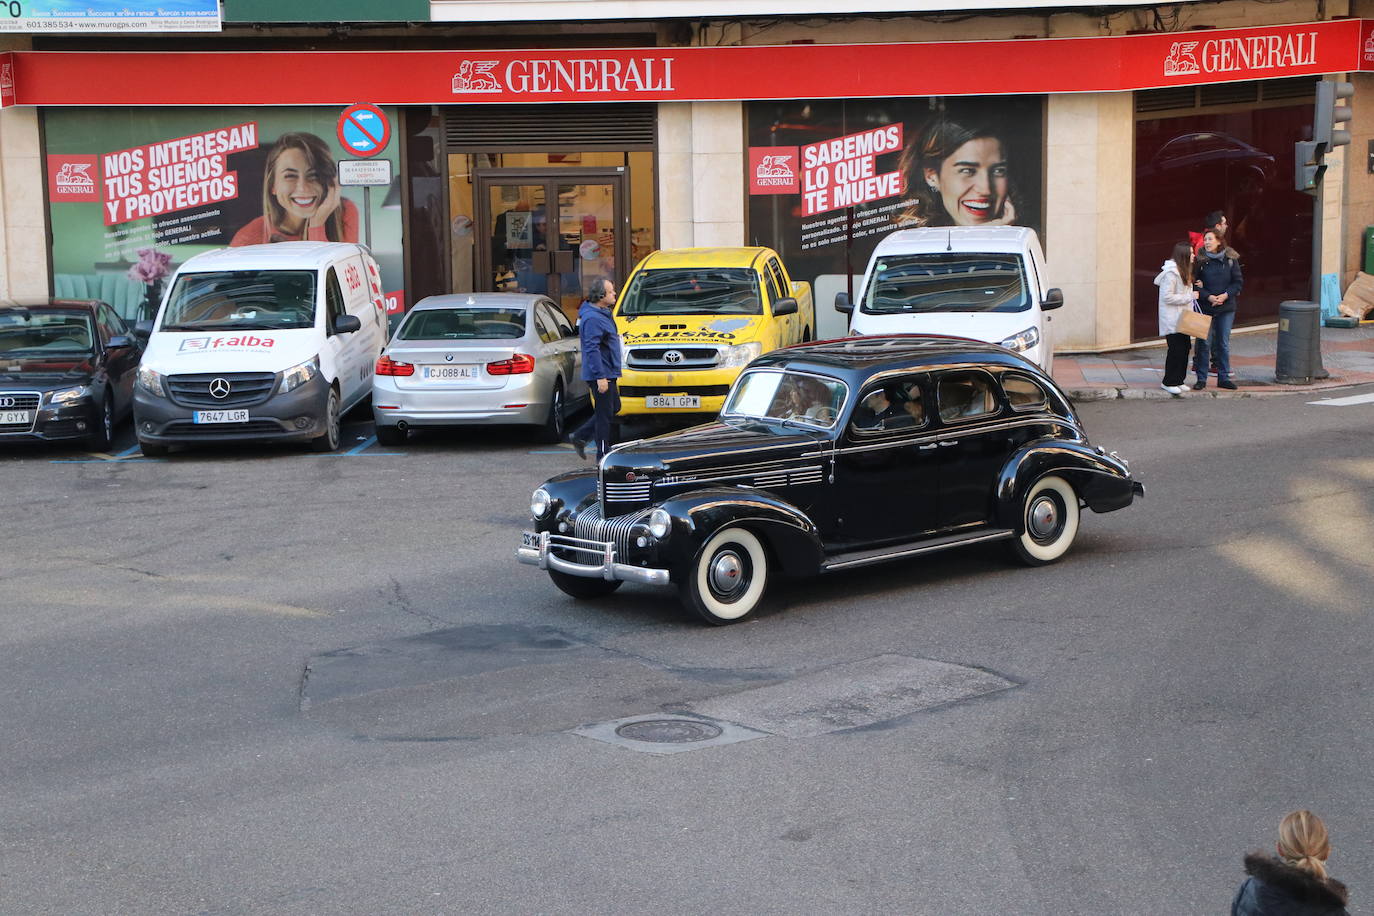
[316,452,404,457]
[345,435,377,455]
[51,457,165,464]
[113,444,141,458]
[529,449,576,454]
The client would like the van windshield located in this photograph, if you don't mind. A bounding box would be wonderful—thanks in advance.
[860,253,1030,314]
[619,268,762,316]
[159,270,317,331]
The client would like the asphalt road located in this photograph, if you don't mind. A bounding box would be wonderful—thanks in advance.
[1,391,1371,915]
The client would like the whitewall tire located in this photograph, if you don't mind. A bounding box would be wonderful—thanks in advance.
[678,526,770,625]
[1007,475,1080,566]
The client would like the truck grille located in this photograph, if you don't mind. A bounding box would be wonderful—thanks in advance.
[572,501,651,558]
[167,372,277,408]
[626,346,720,370]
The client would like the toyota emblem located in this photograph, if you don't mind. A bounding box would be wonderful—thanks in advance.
[663,350,683,364]
[0,396,15,408]
[208,378,232,399]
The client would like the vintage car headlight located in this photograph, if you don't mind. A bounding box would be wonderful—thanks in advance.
[999,327,1041,353]
[136,366,165,397]
[648,507,671,539]
[530,487,552,519]
[47,385,92,405]
[719,342,763,368]
[279,357,320,394]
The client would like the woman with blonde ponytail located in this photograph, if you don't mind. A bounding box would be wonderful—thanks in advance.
[1232,810,1349,915]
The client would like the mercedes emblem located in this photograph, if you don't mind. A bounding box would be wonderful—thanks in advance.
[208,378,231,399]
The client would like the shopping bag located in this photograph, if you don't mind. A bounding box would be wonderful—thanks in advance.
[1177,308,1212,339]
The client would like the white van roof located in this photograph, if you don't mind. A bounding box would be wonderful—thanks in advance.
[175,241,366,273]
[872,226,1039,256]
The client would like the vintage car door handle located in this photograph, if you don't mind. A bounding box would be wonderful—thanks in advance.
[918,443,938,450]
[938,440,959,447]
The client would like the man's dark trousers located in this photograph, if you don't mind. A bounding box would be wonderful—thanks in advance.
[572,380,620,460]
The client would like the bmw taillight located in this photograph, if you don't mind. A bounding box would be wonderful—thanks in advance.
[376,355,414,376]
[487,353,536,375]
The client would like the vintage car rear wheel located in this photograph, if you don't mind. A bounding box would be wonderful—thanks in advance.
[548,569,623,599]
[679,526,770,625]
[1007,475,1080,566]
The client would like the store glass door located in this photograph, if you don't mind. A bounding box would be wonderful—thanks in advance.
[477,172,626,319]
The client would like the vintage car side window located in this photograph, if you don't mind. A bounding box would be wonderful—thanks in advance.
[937,372,998,423]
[851,377,927,435]
[1002,374,1049,411]
[723,369,847,428]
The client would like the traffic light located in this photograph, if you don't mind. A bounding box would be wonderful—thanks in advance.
[1314,80,1354,153]
[1295,139,1325,191]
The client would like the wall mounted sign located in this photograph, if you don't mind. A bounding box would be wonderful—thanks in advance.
[3,19,1372,107]
[0,0,219,33]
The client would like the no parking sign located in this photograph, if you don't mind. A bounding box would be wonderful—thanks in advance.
[336,103,391,158]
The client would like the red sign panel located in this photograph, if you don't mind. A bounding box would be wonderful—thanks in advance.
[749,146,799,195]
[5,19,1370,106]
[0,53,15,108]
[46,154,100,202]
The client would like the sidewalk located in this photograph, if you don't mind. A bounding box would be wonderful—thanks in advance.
[1051,323,1374,400]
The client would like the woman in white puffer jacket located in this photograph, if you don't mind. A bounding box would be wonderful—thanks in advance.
[1154,240,1200,396]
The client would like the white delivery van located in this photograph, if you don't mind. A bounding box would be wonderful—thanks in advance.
[838,226,1063,371]
[132,241,388,455]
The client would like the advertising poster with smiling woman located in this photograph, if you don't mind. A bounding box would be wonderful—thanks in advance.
[43,108,403,323]
[747,95,1045,331]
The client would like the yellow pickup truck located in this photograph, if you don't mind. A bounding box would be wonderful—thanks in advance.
[613,247,815,416]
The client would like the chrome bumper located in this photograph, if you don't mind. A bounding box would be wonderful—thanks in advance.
[516,530,670,586]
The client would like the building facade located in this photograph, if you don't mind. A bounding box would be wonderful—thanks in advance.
[2,0,1373,349]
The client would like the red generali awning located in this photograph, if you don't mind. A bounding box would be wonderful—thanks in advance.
[4,18,1374,108]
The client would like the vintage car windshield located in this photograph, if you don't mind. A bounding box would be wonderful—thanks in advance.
[860,253,1030,314]
[620,268,763,316]
[160,270,317,331]
[0,309,97,355]
[398,307,526,340]
[722,369,847,428]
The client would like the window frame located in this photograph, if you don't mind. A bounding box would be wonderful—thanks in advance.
[847,374,931,439]
[1000,371,1050,412]
[935,369,1002,425]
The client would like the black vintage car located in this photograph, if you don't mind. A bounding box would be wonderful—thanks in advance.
[0,299,144,449]
[517,335,1143,625]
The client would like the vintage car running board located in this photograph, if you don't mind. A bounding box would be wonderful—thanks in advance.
[821,528,1016,573]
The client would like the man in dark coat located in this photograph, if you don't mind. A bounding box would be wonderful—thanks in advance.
[1232,852,1350,915]
[568,276,622,460]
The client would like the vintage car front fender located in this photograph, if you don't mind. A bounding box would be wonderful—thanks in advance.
[995,439,1141,529]
[654,487,826,580]
[531,469,598,532]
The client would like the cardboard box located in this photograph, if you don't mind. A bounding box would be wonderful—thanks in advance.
[1338,271,1374,318]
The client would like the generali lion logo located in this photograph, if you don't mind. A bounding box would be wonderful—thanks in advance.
[1163,41,1201,76]
[755,155,795,180]
[46,154,99,202]
[0,62,13,92]
[1364,34,1374,62]
[452,61,502,93]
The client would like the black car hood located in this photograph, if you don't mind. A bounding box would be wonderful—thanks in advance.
[0,356,96,388]
[607,418,829,475]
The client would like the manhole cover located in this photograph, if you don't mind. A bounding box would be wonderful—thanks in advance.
[573,714,767,755]
[615,718,723,744]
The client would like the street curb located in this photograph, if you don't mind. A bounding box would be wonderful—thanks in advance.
[1065,379,1367,401]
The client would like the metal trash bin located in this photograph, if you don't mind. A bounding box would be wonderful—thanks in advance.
[1276,300,1321,384]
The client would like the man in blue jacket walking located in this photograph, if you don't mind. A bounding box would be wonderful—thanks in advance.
[568,277,621,460]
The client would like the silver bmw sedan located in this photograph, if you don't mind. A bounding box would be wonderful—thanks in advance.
[371,293,588,445]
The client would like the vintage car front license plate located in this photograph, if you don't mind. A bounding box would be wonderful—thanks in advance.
[192,409,249,424]
[646,395,700,409]
[0,410,33,424]
[521,531,540,547]
[422,365,478,380]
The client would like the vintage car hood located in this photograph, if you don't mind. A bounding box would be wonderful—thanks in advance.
[607,418,827,476]
[0,356,96,387]
[617,314,764,347]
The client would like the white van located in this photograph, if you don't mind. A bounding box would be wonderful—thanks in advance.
[132,242,388,454]
[838,226,1062,371]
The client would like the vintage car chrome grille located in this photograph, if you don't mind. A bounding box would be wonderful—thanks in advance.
[0,391,41,433]
[572,501,652,558]
[749,465,825,489]
[625,346,721,370]
[166,372,277,408]
[600,477,654,516]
